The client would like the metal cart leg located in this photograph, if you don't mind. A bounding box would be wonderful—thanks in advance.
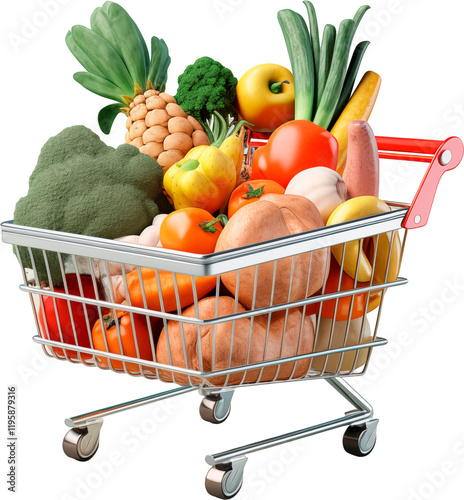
[63,386,196,461]
[204,378,378,499]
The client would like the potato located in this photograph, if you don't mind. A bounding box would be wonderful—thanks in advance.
[163,132,193,154]
[157,150,185,171]
[166,103,187,118]
[168,116,194,135]
[130,103,148,121]
[192,130,211,147]
[215,194,329,309]
[139,141,164,159]
[155,296,315,386]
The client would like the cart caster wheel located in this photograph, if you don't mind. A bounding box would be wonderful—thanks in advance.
[200,391,234,424]
[343,419,379,457]
[63,419,103,462]
[205,458,247,499]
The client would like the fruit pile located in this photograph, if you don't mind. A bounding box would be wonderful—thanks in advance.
[13,1,401,384]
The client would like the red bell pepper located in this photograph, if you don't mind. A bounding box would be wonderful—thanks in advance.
[251,120,339,188]
[38,274,100,361]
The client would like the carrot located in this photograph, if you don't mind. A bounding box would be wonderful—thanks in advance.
[125,268,217,312]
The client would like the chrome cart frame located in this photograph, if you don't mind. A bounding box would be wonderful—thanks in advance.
[1,134,462,499]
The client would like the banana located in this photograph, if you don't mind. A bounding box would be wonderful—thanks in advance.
[327,197,401,303]
[330,71,381,175]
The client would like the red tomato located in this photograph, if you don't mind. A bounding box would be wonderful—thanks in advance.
[228,180,285,218]
[160,207,225,254]
[251,120,338,187]
[92,310,157,373]
[38,274,100,361]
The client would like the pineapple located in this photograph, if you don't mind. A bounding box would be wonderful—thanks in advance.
[66,2,210,171]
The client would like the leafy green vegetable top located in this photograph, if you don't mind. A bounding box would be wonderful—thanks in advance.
[175,56,238,142]
[66,1,171,134]
[14,125,166,284]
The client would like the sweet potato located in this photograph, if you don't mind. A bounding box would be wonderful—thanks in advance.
[155,296,315,386]
[343,120,379,198]
[215,193,329,309]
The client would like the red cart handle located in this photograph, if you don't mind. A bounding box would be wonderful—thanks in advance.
[376,136,464,229]
[247,131,464,230]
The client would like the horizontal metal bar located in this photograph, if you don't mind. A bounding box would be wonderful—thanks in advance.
[65,386,196,428]
[32,335,387,379]
[191,338,388,379]
[206,378,373,465]
[2,210,407,276]
[19,277,408,326]
[207,411,372,465]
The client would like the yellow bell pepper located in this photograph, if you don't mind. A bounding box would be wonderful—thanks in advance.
[163,144,236,214]
[327,196,401,285]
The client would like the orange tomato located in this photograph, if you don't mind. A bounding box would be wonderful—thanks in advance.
[160,207,225,254]
[92,311,155,373]
[321,257,369,321]
[228,180,285,218]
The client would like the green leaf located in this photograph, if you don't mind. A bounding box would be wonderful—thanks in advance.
[149,37,171,91]
[104,2,149,90]
[317,24,336,108]
[148,37,162,85]
[101,1,112,15]
[155,41,171,91]
[73,72,125,102]
[303,1,320,76]
[313,19,354,129]
[352,5,370,33]
[98,103,124,134]
[71,25,134,95]
[329,40,370,128]
[278,9,315,121]
[66,31,107,79]
[90,7,121,55]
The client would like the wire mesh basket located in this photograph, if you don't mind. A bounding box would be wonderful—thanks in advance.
[3,135,461,390]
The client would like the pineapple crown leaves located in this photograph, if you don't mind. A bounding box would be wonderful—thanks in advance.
[66,2,171,134]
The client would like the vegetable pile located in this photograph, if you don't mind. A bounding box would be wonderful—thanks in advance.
[11,1,404,383]
[14,125,167,283]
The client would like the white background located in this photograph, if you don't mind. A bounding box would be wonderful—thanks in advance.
[1,0,464,499]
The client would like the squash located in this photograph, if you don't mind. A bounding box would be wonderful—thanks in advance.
[215,193,329,309]
[155,296,315,386]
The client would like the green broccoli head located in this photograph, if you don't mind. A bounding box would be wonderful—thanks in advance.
[175,56,238,124]
[13,125,167,284]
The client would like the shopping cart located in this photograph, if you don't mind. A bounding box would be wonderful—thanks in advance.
[1,133,462,499]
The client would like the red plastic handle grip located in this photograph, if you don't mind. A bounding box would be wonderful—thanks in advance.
[387,136,464,229]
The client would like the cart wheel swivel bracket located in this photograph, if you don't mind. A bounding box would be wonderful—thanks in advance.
[63,418,103,462]
[200,391,234,424]
[205,457,248,499]
[343,419,379,457]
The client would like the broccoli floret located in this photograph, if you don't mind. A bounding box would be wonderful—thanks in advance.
[13,125,168,284]
[175,56,238,143]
